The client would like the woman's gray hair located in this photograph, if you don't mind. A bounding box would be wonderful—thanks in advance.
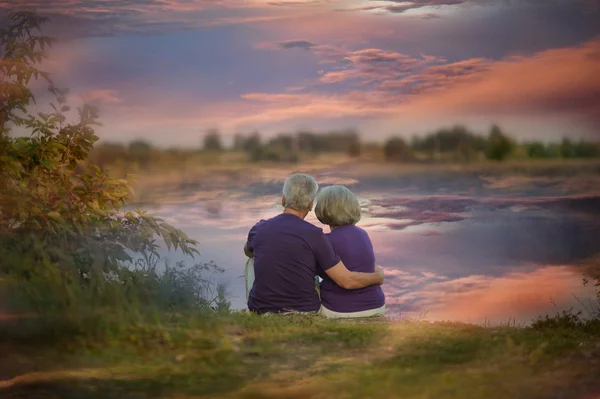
[282,174,319,211]
[315,185,361,226]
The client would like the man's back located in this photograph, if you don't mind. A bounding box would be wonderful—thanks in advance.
[246,213,339,313]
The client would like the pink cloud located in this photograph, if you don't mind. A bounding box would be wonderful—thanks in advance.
[329,48,444,85]
[78,37,600,142]
[319,70,356,84]
[245,37,600,133]
[398,38,600,125]
[241,92,313,104]
[30,10,600,144]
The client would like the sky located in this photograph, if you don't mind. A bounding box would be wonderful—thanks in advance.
[2,0,600,146]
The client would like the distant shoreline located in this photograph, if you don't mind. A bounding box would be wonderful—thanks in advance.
[120,157,600,205]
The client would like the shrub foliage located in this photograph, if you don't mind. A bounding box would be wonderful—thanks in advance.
[0,12,224,332]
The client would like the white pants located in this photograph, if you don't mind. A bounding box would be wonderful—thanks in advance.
[245,257,255,303]
[319,304,386,319]
[245,258,386,319]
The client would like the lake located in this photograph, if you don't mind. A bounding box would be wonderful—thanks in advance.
[140,161,600,326]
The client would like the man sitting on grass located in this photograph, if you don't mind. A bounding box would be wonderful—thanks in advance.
[243,173,384,314]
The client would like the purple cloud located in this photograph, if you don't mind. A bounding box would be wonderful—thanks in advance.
[278,40,316,50]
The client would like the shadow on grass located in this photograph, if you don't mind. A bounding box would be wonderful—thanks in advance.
[6,314,598,399]
[0,314,388,399]
[2,373,247,399]
[322,322,600,399]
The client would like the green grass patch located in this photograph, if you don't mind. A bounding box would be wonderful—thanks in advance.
[1,313,599,399]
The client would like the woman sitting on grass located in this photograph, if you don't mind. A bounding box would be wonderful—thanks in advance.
[315,185,386,319]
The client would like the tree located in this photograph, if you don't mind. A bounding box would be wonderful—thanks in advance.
[128,139,153,166]
[90,142,128,167]
[203,129,222,151]
[573,141,600,158]
[347,140,361,157]
[233,132,262,153]
[411,126,486,153]
[524,141,548,158]
[455,139,478,162]
[232,133,245,151]
[243,132,262,153]
[384,137,413,162]
[297,131,319,153]
[546,143,561,158]
[410,125,486,161]
[0,12,217,324]
[342,129,361,157]
[559,138,575,158]
[0,12,54,134]
[268,134,295,152]
[485,125,515,161]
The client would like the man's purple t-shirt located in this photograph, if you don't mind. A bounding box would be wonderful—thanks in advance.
[246,213,340,313]
[318,225,385,313]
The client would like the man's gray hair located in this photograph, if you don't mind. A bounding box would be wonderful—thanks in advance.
[282,174,319,211]
[315,185,361,226]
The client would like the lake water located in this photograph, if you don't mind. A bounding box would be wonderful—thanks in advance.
[143,162,600,326]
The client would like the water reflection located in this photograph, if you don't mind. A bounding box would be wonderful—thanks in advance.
[147,169,600,325]
[387,266,597,325]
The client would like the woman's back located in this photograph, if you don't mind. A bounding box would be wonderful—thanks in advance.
[319,225,385,312]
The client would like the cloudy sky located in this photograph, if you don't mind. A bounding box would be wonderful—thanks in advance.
[3,0,600,146]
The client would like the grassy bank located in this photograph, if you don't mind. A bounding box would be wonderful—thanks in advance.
[1,313,599,399]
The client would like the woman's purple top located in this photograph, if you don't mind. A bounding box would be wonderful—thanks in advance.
[318,225,385,312]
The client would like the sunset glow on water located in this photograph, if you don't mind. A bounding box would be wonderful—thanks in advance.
[142,164,600,325]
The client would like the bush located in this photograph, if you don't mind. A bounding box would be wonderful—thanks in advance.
[531,309,584,330]
[0,12,223,337]
[582,256,600,319]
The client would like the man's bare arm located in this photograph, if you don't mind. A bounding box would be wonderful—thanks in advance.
[324,262,384,290]
[243,244,254,258]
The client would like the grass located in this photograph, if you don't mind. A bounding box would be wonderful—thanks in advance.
[1,313,599,399]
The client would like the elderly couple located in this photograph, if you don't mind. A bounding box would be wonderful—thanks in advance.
[243,173,386,319]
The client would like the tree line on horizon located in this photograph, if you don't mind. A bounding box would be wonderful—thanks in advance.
[90,125,600,168]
